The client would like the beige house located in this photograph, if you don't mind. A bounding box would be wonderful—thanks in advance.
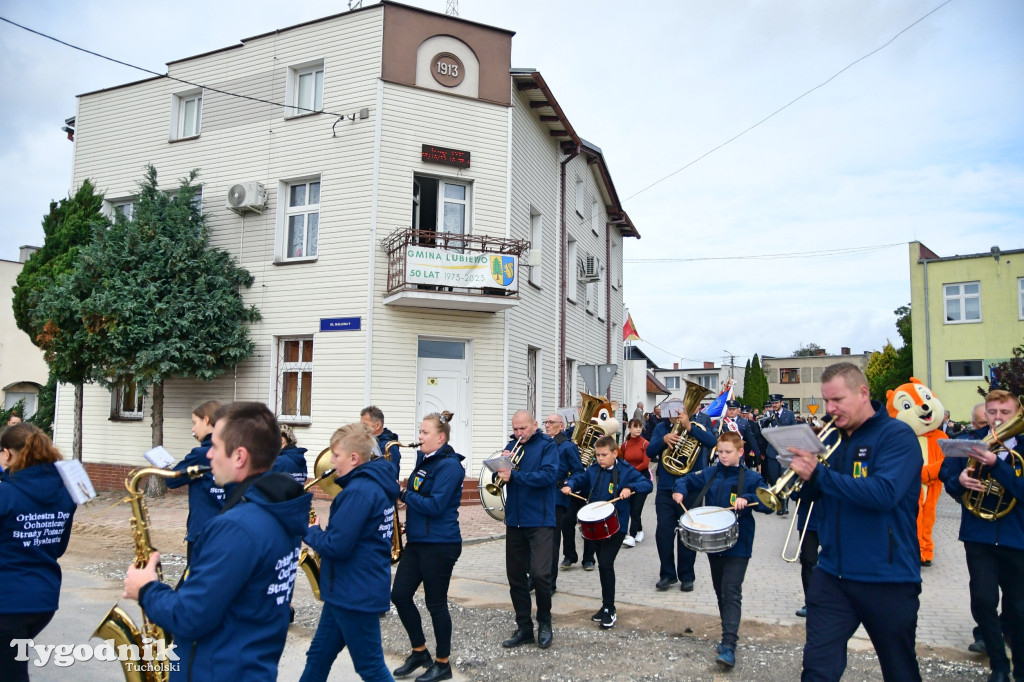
[761,349,869,416]
[53,2,637,486]
[1,249,49,419]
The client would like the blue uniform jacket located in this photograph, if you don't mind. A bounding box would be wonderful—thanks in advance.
[940,426,1024,551]
[166,435,226,543]
[675,462,771,558]
[403,444,464,544]
[723,417,762,460]
[0,463,77,614]
[304,457,400,613]
[503,430,558,528]
[376,428,402,476]
[801,401,921,583]
[553,433,584,509]
[272,445,308,485]
[140,472,310,681]
[761,408,796,460]
[565,458,653,534]
[650,413,718,491]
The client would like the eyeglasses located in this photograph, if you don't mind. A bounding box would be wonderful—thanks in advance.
[543,420,560,425]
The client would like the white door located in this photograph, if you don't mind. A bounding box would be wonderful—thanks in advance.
[416,339,471,463]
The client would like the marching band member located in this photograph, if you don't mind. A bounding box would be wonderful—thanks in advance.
[939,389,1023,682]
[391,413,464,682]
[650,399,717,591]
[272,424,309,485]
[719,400,762,468]
[497,410,558,650]
[761,393,795,515]
[672,431,771,667]
[361,406,403,477]
[739,405,765,470]
[544,413,583,589]
[125,402,311,682]
[787,363,922,682]
[0,424,76,682]
[561,435,652,628]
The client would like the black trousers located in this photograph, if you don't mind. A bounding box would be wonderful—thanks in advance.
[596,532,627,608]
[708,555,748,648]
[507,526,555,629]
[551,505,565,587]
[391,541,462,659]
[627,491,649,536]
[799,530,820,599]
[0,611,55,682]
[655,489,697,582]
[559,498,594,564]
[801,570,921,682]
[965,541,1024,675]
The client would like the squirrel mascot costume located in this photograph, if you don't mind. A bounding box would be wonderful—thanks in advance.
[886,377,947,566]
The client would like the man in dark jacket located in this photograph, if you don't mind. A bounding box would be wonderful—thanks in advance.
[496,410,558,650]
[361,405,403,477]
[761,393,796,515]
[125,402,311,682]
[788,363,922,682]
[545,413,584,588]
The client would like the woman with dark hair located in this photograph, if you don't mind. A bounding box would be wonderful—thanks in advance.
[0,423,77,681]
[391,412,464,682]
[273,424,309,485]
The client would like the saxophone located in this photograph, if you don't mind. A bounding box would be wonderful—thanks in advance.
[93,465,211,682]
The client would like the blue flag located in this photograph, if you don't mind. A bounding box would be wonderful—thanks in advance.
[702,382,733,418]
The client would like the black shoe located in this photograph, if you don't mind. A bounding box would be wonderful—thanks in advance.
[968,639,987,654]
[560,558,574,568]
[289,606,295,624]
[656,577,678,590]
[393,649,433,678]
[600,607,617,629]
[502,628,535,648]
[538,623,553,649]
[527,577,535,592]
[591,607,604,622]
[796,606,807,618]
[680,581,694,592]
[582,561,595,571]
[551,584,557,594]
[921,559,932,567]
[986,672,1011,682]
[415,661,453,682]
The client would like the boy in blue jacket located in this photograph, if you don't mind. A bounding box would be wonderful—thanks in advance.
[299,423,401,682]
[561,435,652,629]
[125,402,311,682]
[673,431,771,667]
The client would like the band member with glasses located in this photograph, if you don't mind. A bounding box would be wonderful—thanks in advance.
[497,410,558,650]
[391,413,464,682]
[544,413,583,590]
[361,406,403,477]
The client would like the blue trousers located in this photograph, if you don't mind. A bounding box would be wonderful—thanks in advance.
[801,570,921,682]
[655,489,697,582]
[299,603,393,682]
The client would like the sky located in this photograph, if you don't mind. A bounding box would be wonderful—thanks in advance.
[1,0,1022,370]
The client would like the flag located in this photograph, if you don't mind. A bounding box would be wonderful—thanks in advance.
[702,380,734,419]
[623,314,641,342]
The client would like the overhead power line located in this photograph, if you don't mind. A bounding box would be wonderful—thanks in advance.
[623,241,903,263]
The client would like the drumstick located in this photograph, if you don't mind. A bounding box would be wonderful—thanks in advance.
[565,491,588,502]
[677,500,697,524]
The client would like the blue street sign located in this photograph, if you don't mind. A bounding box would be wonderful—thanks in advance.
[320,317,361,332]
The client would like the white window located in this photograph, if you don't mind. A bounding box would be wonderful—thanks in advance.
[286,60,324,117]
[566,238,578,302]
[111,377,144,420]
[4,391,36,419]
[944,281,981,323]
[1019,278,1024,320]
[528,210,542,287]
[281,178,320,260]
[610,242,618,290]
[412,176,471,236]
[696,375,718,390]
[591,200,600,235]
[111,199,135,222]
[585,281,597,313]
[665,376,680,390]
[575,177,584,216]
[947,359,983,380]
[277,338,313,423]
[170,90,202,139]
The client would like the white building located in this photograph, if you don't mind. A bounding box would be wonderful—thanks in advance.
[1,248,49,418]
[653,362,744,407]
[54,1,638,487]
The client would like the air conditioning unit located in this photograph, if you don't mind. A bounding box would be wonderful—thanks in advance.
[579,255,600,282]
[225,181,267,213]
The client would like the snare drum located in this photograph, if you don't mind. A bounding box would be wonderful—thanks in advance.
[577,501,620,541]
[676,506,738,553]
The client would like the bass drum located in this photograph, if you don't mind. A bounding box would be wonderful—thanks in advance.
[477,466,506,522]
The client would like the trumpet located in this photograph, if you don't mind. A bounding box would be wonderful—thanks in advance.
[484,439,526,496]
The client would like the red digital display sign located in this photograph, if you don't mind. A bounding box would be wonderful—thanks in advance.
[421,144,471,169]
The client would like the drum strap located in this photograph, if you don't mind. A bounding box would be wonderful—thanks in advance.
[586,462,619,502]
[694,466,746,507]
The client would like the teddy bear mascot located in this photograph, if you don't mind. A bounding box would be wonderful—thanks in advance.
[886,377,947,566]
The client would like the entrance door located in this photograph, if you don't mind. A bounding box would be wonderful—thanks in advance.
[416,339,471,464]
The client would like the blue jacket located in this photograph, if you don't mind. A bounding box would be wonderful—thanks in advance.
[650,412,718,491]
[792,484,819,533]
[565,458,653,533]
[720,417,762,459]
[940,426,1024,551]
[376,428,403,476]
[0,463,77,614]
[761,408,796,460]
[503,430,558,528]
[553,433,584,509]
[141,472,310,681]
[305,457,400,612]
[166,435,225,543]
[675,462,771,558]
[801,401,921,583]
[272,445,308,485]
[402,444,464,544]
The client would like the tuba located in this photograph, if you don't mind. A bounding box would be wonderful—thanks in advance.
[963,402,1024,521]
[757,415,842,514]
[93,465,211,682]
[571,391,611,467]
[660,380,714,477]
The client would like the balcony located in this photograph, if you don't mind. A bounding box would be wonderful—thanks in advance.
[381,228,530,313]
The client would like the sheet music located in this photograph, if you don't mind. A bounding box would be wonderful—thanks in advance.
[761,423,828,457]
[144,445,176,468]
[938,439,988,458]
[54,459,97,505]
[483,455,514,472]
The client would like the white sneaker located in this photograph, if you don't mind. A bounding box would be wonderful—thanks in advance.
[623,535,636,547]
[635,531,645,543]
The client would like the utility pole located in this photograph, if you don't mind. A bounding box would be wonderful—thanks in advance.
[723,350,736,380]
[446,0,458,16]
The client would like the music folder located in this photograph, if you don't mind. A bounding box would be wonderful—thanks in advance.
[483,455,514,472]
[761,423,828,458]
[938,439,987,458]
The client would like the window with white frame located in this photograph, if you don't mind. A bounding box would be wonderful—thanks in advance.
[575,177,584,216]
[591,200,600,235]
[944,281,981,323]
[598,262,606,319]
[696,375,718,390]
[111,377,144,420]
[566,238,578,302]
[610,242,618,290]
[277,337,313,423]
[286,60,324,117]
[170,90,202,139]
[111,199,135,222]
[412,176,471,237]
[529,210,542,287]
[664,376,680,390]
[1018,278,1023,320]
[281,178,320,260]
[947,359,983,379]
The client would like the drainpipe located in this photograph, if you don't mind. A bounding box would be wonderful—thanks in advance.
[559,144,580,406]
[923,258,932,386]
[605,220,612,400]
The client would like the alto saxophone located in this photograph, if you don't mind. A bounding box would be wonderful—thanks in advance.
[93,465,211,682]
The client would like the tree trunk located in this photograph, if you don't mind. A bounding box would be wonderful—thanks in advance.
[146,381,167,497]
[73,383,84,462]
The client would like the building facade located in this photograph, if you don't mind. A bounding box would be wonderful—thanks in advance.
[653,362,744,407]
[54,2,637,486]
[761,349,869,416]
[909,241,1024,420]
[1,248,49,418]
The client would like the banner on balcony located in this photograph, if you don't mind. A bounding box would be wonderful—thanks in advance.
[405,246,518,290]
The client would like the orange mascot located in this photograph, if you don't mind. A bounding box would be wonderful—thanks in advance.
[886,378,947,566]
